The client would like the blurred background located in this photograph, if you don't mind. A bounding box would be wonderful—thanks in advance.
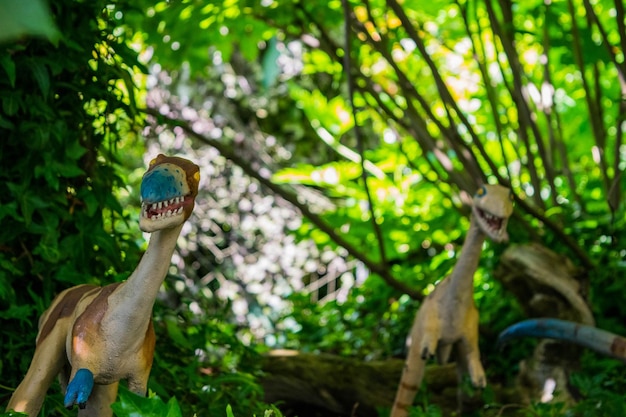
[1,0,624,416]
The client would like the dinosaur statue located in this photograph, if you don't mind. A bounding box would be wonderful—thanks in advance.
[390,184,514,417]
[6,154,200,417]
[498,318,626,364]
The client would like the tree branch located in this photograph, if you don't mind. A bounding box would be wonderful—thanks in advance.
[486,0,548,209]
[566,0,611,199]
[140,108,424,300]
[341,0,389,268]
[456,0,513,182]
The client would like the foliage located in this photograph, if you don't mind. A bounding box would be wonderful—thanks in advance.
[1,0,626,416]
[111,387,182,417]
[147,293,278,417]
[0,0,143,411]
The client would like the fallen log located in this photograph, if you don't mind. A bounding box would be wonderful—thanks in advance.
[259,350,519,417]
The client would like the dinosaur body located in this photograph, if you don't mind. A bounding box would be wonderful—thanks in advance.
[391,185,514,417]
[498,318,626,364]
[7,155,200,416]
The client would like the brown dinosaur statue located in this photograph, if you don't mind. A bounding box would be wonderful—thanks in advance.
[390,184,514,417]
[6,154,200,416]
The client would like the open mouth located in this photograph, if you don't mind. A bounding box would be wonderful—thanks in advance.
[477,208,503,231]
[475,207,508,241]
[141,196,189,221]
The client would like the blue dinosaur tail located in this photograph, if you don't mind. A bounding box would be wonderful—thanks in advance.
[497,318,626,364]
[64,368,94,409]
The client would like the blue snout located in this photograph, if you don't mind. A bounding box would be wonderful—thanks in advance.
[140,165,185,204]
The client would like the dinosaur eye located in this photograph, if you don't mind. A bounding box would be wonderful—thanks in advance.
[475,186,487,198]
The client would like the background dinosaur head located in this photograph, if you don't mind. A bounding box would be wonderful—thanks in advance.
[471,184,514,243]
[139,154,200,233]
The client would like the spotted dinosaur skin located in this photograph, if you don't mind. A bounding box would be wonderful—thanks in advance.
[7,154,200,416]
[390,184,514,417]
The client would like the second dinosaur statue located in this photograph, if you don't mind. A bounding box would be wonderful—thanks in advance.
[391,184,514,417]
[6,155,200,417]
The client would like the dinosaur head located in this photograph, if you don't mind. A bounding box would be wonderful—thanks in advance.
[139,154,200,233]
[471,184,514,243]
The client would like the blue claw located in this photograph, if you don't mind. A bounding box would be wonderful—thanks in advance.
[64,368,94,409]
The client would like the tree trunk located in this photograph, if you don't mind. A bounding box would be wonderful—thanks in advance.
[493,243,593,405]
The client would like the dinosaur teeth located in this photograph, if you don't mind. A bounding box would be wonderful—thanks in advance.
[478,209,503,230]
[142,205,185,220]
[168,197,182,205]
[141,197,187,221]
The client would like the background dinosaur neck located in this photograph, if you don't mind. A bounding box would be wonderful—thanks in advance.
[107,224,183,329]
[446,217,486,301]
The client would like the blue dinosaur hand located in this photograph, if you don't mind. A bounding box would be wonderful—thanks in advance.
[64,368,94,409]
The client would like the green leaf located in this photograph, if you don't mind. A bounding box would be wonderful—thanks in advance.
[7,183,50,226]
[0,410,29,417]
[0,53,16,87]
[164,315,193,349]
[0,0,61,45]
[54,162,84,178]
[64,140,88,160]
[0,114,15,129]
[2,94,19,116]
[0,201,20,222]
[29,60,51,99]
[111,387,182,417]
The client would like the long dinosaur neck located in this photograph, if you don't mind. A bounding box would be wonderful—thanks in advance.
[106,224,183,331]
[446,216,486,302]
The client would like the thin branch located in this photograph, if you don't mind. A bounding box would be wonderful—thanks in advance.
[386,0,510,187]
[362,81,466,192]
[566,0,610,193]
[582,0,626,76]
[302,6,477,193]
[615,0,626,67]
[494,0,563,209]
[341,0,389,268]
[496,0,558,208]
[485,0,545,208]
[306,3,485,192]
[540,0,583,210]
[612,0,626,214]
[345,20,478,191]
[349,20,481,191]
